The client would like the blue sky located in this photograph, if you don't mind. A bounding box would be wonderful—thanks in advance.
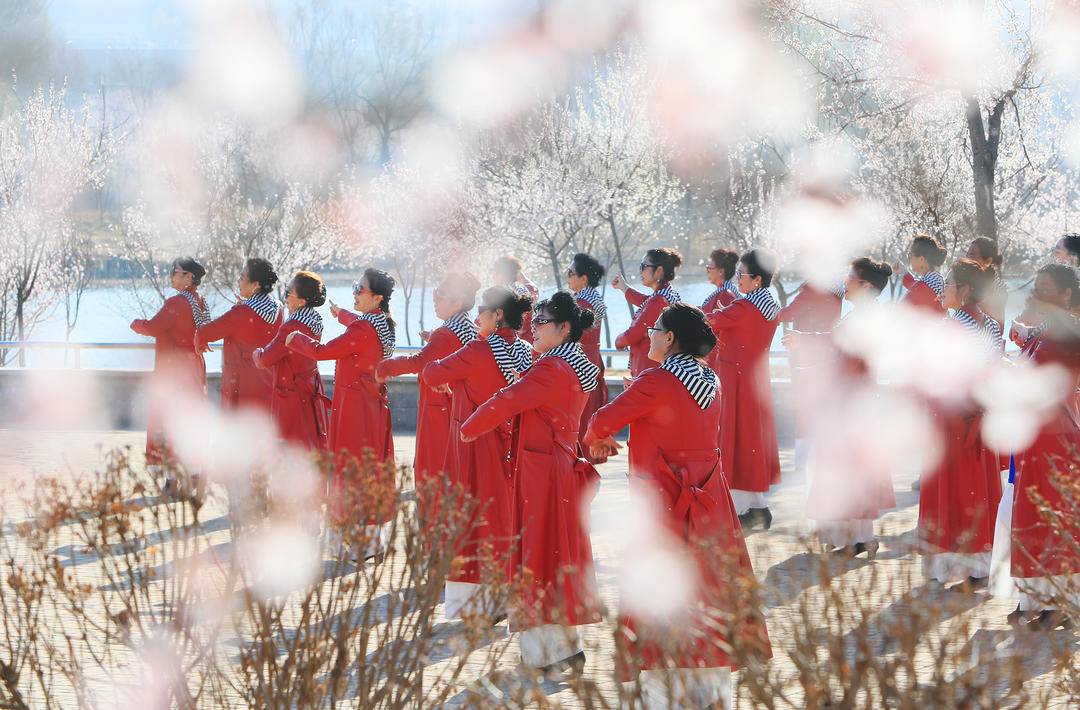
[49,0,533,49]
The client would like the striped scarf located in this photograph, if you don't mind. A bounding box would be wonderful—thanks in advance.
[659,352,718,410]
[179,289,210,327]
[358,311,395,357]
[443,311,478,347]
[724,278,741,297]
[920,271,945,298]
[243,292,281,325]
[829,283,847,299]
[654,284,681,305]
[701,287,725,309]
[577,286,607,322]
[742,288,780,321]
[488,333,533,386]
[542,341,600,393]
[952,307,1001,353]
[287,306,323,338]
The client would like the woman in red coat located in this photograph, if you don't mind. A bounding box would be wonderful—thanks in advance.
[898,233,947,315]
[585,304,771,708]
[130,257,209,468]
[966,237,1008,331]
[918,260,1003,586]
[422,286,534,619]
[1009,264,1080,630]
[777,280,844,472]
[195,257,281,413]
[252,271,330,451]
[286,268,397,534]
[789,257,897,557]
[613,248,683,377]
[567,252,610,464]
[376,273,480,487]
[460,291,601,673]
[701,247,740,316]
[705,248,782,530]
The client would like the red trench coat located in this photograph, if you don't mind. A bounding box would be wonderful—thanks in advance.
[616,288,669,377]
[700,288,736,374]
[585,367,772,679]
[778,284,843,438]
[253,319,330,451]
[901,272,946,315]
[1011,322,1080,578]
[376,324,465,486]
[576,295,610,464]
[705,298,781,492]
[460,355,601,629]
[422,327,521,584]
[130,289,208,464]
[918,307,1002,555]
[288,309,395,523]
[196,303,280,412]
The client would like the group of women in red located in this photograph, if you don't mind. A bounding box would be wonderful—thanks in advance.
[131,231,1080,701]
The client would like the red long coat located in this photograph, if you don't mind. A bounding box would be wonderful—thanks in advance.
[1011,320,1080,578]
[918,307,1002,555]
[585,367,771,679]
[195,302,280,411]
[616,288,668,377]
[576,295,610,464]
[288,309,395,522]
[422,327,521,584]
[706,298,781,492]
[701,287,736,372]
[778,284,843,438]
[901,272,946,315]
[376,323,466,486]
[253,319,329,451]
[460,355,601,629]
[130,289,208,464]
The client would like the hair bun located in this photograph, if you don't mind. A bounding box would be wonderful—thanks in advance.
[578,309,596,331]
[310,284,327,308]
[881,262,894,278]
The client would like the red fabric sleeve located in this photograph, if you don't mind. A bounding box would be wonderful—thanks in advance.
[289,321,374,361]
[253,324,296,369]
[902,272,916,290]
[131,296,181,337]
[337,309,360,327]
[615,295,663,350]
[623,287,648,308]
[584,370,659,443]
[376,327,457,380]
[706,300,749,333]
[420,338,481,387]
[460,358,560,438]
[777,289,811,324]
[902,281,940,312]
[195,305,246,349]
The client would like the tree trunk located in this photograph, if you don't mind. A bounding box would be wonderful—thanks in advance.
[418,262,427,335]
[964,94,1005,241]
[548,241,563,291]
[606,212,635,318]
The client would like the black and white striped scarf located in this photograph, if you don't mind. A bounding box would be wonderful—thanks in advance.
[920,271,945,298]
[358,311,395,357]
[724,278,741,297]
[443,311,478,346]
[701,287,725,309]
[287,306,323,338]
[179,290,210,327]
[542,341,600,393]
[654,284,681,305]
[488,333,533,386]
[659,352,718,410]
[243,292,281,325]
[577,286,607,322]
[952,308,1001,352]
[742,288,780,321]
[829,283,846,299]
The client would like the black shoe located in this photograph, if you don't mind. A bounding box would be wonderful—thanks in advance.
[1007,603,1037,626]
[1028,610,1073,630]
[829,544,856,558]
[489,612,508,627]
[738,510,755,529]
[752,507,773,530]
[854,540,879,559]
[540,650,586,677]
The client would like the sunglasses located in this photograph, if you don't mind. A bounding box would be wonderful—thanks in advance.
[533,316,555,326]
[477,305,494,314]
[647,326,667,335]
[352,281,370,295]
[566,268,579,277]
[639,261,658,271]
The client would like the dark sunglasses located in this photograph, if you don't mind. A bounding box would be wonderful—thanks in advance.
[639,261,658,271]
[646,326,667,334]
[566,268,579,276]
[352,281,371,295]
[533,316,555,326]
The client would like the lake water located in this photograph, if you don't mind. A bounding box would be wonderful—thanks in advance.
[10,279,1028,371]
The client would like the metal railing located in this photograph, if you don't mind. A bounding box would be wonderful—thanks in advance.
[0,340,790,372]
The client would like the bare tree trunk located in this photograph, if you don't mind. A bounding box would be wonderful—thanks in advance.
[965,94,1005,241]
[418,261,427,335]
[606,212,634,317]
[548,241,563,291]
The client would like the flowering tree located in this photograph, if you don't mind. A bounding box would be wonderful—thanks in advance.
[114,118,356,314]
[0,87,114,363]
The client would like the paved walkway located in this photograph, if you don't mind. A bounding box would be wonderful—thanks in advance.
[1,430,1076,707]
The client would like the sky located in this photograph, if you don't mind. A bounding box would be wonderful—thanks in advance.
[49,0,534,49]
